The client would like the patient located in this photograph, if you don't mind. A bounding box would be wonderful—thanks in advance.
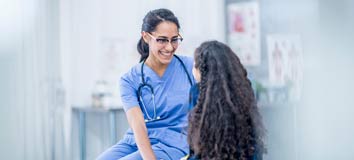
[186,41,266,160]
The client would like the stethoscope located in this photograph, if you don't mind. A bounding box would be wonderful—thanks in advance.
[138,55,193,123]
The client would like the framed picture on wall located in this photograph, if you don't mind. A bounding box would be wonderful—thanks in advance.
[227,1,261,66]
[267,34,303,101]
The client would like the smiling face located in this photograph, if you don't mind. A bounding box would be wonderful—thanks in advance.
[143,21,180,66]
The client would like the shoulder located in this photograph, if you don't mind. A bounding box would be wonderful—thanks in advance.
[174,54,196,84]
[175,55,193,67]
[120,63,142,85]
[176,55,193,63]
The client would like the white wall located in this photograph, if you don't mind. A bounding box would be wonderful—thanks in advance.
[1,0,66,159]
[297,0,354,159]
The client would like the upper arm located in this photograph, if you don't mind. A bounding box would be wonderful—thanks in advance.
[120,76,140,112]
[119,74,147,130]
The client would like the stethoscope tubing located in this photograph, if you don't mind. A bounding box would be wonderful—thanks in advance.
[138,55,193,122]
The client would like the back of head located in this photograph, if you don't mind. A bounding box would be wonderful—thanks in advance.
[188,40,265,159]
[137,8,181,62]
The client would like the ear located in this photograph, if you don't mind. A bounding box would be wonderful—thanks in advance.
[142,31,149,43]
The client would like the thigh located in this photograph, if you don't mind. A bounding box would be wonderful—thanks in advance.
[96,142,137,160]
[118,149,171,160]
[119,143,182,160]
[153,147,174,160]
[153,142,185,160]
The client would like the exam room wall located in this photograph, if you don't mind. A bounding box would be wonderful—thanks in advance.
[0,0,67,159]
[297,0,354,159]
[256,0,354,159]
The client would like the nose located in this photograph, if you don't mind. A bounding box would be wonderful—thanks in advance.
[164,41,174,51]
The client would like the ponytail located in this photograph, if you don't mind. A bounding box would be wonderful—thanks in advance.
[137,37,149,62]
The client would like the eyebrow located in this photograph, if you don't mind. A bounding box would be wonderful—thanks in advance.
[155,35,179,39]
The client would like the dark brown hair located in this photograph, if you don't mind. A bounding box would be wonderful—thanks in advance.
[188,40,266,159]
[137,8,180,62]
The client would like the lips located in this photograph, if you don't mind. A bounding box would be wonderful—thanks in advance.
[159,51,172,59]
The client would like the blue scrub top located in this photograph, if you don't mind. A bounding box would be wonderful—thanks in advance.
[119,55,195,155]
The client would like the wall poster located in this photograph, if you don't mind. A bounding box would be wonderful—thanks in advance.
[227,1,261,66]
[267,34,303,101]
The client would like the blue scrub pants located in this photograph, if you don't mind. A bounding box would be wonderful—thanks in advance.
[96,138,185,160]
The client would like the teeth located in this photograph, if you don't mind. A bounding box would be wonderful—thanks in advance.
[160,52,171,56]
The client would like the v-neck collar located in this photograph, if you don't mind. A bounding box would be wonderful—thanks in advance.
[143,56,176,81]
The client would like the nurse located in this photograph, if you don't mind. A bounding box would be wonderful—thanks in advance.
[97,8,195,160]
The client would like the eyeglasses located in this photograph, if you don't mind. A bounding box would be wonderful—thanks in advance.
[147,32,183,47]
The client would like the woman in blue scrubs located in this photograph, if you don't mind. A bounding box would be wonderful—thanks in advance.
[97,8,195,160]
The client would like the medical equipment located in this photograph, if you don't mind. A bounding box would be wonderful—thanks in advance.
[138,55,193,122]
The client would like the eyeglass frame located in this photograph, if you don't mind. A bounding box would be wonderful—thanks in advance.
[145,32,183,47]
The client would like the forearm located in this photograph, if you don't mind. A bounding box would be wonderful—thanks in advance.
[126,107,156,160]
[132,122,156,160]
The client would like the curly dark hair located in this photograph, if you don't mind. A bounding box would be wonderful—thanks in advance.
[188,41,266,160]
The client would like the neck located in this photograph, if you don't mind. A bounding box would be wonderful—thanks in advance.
[145,57,169,77]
